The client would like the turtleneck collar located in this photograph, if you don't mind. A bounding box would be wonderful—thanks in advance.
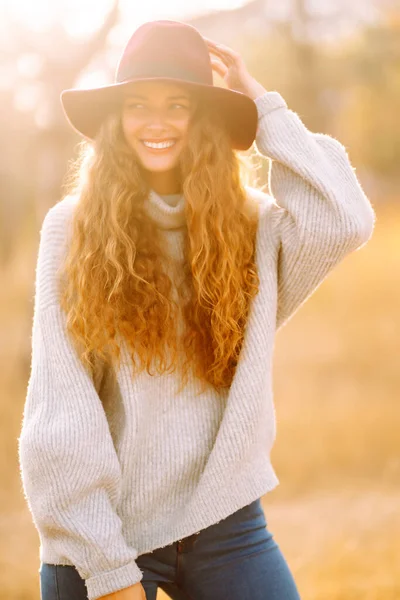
[144,189,186,230]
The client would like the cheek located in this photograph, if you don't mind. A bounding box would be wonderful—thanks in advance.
[121,114,140,138]
[178,116,192,139]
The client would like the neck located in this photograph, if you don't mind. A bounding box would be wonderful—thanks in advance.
[143,167,182,195]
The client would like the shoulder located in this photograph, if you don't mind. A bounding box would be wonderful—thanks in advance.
[244,185,275,211]
[244,185,285,249]
[40,194,79,241]
[244,184,281,224]
[35,195,79,310]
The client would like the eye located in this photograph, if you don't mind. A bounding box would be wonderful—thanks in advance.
[125,102,145,110]
[171,103,189,110]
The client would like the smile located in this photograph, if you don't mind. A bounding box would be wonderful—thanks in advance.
[142,140,177,149]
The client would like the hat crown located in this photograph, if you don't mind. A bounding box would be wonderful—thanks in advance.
[116,20,213,86]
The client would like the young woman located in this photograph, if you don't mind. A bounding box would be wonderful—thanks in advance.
[18,19,375,600]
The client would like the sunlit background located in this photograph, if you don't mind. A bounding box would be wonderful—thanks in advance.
[1,0,399,598]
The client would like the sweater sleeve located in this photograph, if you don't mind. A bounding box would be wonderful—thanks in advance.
[253,91,376,332]
[17,199,143,600]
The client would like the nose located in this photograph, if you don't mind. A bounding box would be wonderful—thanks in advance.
[144,110,170,136]
[147,107,169,125]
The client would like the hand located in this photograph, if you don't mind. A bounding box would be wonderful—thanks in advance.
[204,37,267,100]
[98,581,146,599]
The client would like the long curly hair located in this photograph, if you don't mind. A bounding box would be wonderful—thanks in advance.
[59,96,261,394]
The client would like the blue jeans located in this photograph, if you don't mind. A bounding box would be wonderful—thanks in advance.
[40,498,301,599]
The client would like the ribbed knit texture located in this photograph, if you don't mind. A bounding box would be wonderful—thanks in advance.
[18,91,375,600]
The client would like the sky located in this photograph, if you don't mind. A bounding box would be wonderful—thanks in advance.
[1,0,248,37]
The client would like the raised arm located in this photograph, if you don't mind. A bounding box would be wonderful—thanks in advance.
[253,91,376,331]
[18,199,143,600]
[204,38,375,332]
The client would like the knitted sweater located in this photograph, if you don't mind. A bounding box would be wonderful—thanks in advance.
[18,91,375,600]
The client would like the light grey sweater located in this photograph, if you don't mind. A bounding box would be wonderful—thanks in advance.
[18,91,375,600]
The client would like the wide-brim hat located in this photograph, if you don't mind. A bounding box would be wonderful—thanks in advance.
[60,19,258,151]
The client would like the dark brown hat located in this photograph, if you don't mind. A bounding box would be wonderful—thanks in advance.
[60,19,258,150]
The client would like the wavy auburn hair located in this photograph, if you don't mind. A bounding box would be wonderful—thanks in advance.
[59,93,261,394]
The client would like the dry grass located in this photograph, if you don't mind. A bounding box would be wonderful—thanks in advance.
[1,201,399,599]
[264,488,400,600]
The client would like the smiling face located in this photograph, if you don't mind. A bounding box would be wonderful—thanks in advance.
[121,80,197,177]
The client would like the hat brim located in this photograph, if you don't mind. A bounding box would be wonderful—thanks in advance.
[60,77,258,151]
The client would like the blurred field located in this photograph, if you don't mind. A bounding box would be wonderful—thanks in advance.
[2,201,399,599]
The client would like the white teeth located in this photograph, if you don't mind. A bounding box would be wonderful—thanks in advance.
[142,140,176,149]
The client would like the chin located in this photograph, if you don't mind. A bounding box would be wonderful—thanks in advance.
[139,156,181,172]
[142,164,177,174]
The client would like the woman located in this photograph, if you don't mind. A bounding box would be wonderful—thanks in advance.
[18,19,375,600]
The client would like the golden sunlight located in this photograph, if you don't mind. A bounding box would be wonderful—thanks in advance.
[1,0,248,38]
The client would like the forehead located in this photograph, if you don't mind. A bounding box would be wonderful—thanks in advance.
[123,80,192,99]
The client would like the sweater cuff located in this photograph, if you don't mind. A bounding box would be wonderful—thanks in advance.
[85,559,143,600]
[254,91,288,118]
